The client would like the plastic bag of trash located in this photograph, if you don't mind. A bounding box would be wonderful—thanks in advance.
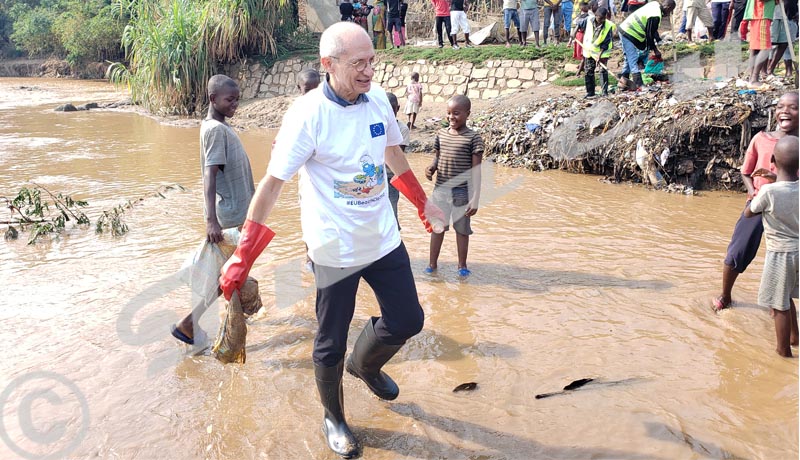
[180,229,240,304]
[211,278,261,364]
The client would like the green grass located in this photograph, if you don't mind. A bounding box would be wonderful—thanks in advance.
[552,70,619,87]
[378,43,574,66]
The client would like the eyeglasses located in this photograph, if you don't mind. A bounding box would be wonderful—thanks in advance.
[330,56,377,72]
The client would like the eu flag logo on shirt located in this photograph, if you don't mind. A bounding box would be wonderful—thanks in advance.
[369,123,385,138]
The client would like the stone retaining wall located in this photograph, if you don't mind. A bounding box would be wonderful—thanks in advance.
[232,57,555,102]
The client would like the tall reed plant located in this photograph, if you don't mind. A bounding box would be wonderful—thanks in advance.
[109,0,293,115]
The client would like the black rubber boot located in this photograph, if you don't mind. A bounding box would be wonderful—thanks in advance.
[632,72,644,89]
[346,317,404,401]
[315,362,361,459]
[584,72,596,98]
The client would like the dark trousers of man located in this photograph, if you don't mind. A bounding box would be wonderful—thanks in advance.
[436,15,455,46]
[387,16,403,45]
[312,242,424,367]
[711,2,729,39]
[585,57,609,96]
[730,0,746,33]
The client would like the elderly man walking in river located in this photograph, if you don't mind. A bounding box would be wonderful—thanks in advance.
[218,21,444,458]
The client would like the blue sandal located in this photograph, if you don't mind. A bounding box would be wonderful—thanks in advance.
[171,324,194,345]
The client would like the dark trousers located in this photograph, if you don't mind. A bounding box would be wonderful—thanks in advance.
[312,242,424,367]
[724,202,764,273]
[585,57,609,96]
[711,2,729,39]
[436,15,454,46]
[730,0,746,33]
[387,16,403,41]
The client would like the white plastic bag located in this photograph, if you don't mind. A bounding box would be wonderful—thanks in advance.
[180,228,241,305]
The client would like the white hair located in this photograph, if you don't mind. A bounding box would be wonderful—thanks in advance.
[319,22,371,58]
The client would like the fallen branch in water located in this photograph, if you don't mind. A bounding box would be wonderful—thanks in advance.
[2,183,186,244]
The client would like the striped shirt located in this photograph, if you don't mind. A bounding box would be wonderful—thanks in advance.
[434,127,484,188]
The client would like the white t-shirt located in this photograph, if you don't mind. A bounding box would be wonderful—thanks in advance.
[750,180,799,253]
[503,0,518,9]
[268,83,404,267]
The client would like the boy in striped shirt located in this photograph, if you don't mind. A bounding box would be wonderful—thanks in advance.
[424,95,484,277]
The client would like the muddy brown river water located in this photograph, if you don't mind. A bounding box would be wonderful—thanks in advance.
[0,78,796,460]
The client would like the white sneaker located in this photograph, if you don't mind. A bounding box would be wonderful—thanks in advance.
[452,44,460,49]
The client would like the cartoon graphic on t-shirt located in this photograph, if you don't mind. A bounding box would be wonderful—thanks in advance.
[334,154,386,200]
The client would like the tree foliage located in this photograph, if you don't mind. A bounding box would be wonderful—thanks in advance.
[2,0,125,63]
[108,0,296,115]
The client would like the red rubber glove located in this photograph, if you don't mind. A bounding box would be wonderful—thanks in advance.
[390,169,445,233]
[219,219,275,300]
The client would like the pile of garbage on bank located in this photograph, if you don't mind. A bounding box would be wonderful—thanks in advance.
[470,81,788,194]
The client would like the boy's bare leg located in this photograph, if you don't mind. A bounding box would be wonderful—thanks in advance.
[768,43,788,74]
[791,299,798,347]
[774,307,793,357]
[715,263,740,309]
[456,232,469,269]
[429,231,445,270]
[750,49,770,84]
[175,287,221,340]
[411,112,417,129]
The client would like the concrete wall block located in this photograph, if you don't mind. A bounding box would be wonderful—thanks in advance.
[522,80,535,89]
[429,84,443,95]
[442,85,456,96]
[519,68,534,80]
[532,60,545,69]
[506,67,519,78]
[534,69,548,81]
[445,65,460,75]
[452,75,467,84]
[434,96,446,102]
[496,68,506,78]
[435,74,445,84]
[507,79,522,88]
[501,88,519,95]
[484,89,500,98]
[472,68,490,79]
[468,89,480,99]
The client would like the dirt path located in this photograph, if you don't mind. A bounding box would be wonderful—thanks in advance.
[230,82,584,152]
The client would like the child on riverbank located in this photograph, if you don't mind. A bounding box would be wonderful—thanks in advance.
[385,92,411,229]
[713,91,799,312]
[424,94,483,277]
[172,75,256,349]
[744,135,799,357]
[405,72,423,129]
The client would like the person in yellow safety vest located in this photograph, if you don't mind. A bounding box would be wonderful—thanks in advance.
[618,0,676,90]
[579,6,616,97]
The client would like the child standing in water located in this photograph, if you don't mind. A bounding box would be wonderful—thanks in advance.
[744,135,799,357]
[405,72,423,129]
[294,68,321,270]
[385,92,411,229]
[172,75,255,348]
[424,94,483,277]
[713,91,799,311]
